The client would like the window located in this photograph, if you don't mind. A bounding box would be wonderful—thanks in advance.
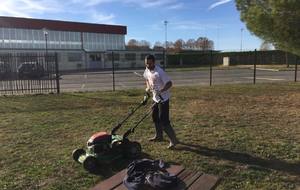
[10,28,16,40]
[89,54,101,61]
[68,53,82,62]
[155,53,164,60]
[140,53,148,60]
[107,53,120,61]
[3,28,9,40]
[125,53,136,61]
[19,54,38,63]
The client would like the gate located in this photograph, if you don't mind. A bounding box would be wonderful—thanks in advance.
[0,53,60,95]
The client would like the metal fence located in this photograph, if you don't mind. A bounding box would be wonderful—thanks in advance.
[0,53,60,95]
[1,50,298,94]
[210,49,299,85]
[168,50,300,67]
[59,49,299,92]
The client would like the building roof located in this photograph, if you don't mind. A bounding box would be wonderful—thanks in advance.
[0,16,127,35]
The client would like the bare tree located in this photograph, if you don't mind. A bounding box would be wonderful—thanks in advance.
[126,39,139,50]
[166,41,174,51]
[196,37,214,50]
[139,40,151,50]
[185,39,196,49]
[174,39,185,52]
[126,39,151,50]
[153,41,164,50]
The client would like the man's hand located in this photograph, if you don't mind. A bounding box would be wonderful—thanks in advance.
[152,89,164,103]
[146,88,151,95]
[154,89,161,95]
[141,92,150,105]
[159,81,172,93]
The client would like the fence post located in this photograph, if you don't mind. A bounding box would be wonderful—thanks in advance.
[163,50,166,70]
[112,51,115,91]
[253,49,257,84]
[55,52,60,94]
[285,52,289,68]
[210,50,213,86]
[295,56,298,82]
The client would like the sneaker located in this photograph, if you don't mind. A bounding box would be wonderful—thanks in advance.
[148,136,163,142]
[167,142,176,149]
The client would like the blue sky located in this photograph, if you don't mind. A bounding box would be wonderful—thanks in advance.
[0,0,263,51]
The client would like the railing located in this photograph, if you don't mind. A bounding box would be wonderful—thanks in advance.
[0,53,60,95]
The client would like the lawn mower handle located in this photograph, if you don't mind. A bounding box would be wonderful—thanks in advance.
[122,101,157,139]
[111,93,150,135]
[158,94,164,103]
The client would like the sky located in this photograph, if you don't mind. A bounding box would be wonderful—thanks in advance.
[0,0,264,51]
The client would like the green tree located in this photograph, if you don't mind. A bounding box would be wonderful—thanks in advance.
[235,0,300,55]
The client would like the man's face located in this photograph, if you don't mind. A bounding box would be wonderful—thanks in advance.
[145,59,155,70]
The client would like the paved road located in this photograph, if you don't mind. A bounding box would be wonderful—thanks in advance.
[60,68,296,92]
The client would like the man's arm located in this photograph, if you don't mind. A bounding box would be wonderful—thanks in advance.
[160,81,172,93]
[145,80,151,92]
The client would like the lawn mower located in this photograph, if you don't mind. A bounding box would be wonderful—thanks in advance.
[72,93,154,173]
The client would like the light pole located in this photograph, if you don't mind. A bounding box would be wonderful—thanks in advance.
[43,28,49,77]
[164,20,168,69]
[217,25,220,50]
[240,28,243,52]
[43,28,48,56]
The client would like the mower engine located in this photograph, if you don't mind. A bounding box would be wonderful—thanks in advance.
[72,131,141,173]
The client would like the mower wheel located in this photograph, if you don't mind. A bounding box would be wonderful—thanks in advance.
[124,141,142,158]
[83,156,98,172]
[72,148,85,162]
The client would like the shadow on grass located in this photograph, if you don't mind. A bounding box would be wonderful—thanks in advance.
[175,142,300,176]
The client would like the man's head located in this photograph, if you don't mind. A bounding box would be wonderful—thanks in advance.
[145,54,155,70]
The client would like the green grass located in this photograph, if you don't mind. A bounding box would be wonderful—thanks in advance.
[0,83,299,190]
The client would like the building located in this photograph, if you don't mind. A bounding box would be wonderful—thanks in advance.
[0,16,127,71]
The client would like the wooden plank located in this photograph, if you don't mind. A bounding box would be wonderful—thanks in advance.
[172,170,196,190]
[166,165,185,175]
[184,171,203,189]
[90,164,220,190]
[113,165,185,190]
[188,174,220,190]
[90,169,127,190]
[177,169,193,180]
[114,184,152,190]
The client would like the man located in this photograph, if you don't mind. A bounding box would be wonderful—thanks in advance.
[143,54,178,149]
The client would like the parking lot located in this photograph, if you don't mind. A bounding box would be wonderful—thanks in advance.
[60,67,296,92]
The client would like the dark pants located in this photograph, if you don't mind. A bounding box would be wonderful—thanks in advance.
[152,99,177,143]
